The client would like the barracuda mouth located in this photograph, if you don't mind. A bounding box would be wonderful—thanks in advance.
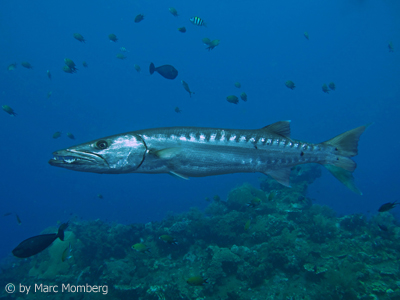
[48,149,108,169]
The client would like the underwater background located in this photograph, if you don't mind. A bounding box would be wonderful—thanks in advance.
[0,0,400,299]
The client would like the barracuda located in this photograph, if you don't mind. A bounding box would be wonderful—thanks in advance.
[48,121,368,194]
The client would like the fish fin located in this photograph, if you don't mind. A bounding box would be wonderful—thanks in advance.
[153,147,181,159]
[324,164,362,195]
[321,124,370,194]
[169,171,189,180]
[261,121,291,138]
[323,124,371,157]
[57,221,69,241]
[149,62,155,74]
[263,167,291,187]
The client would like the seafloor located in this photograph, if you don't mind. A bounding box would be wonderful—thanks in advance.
[1,165,399,300]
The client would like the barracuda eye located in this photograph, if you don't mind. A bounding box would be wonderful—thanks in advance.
[96,140,108,150]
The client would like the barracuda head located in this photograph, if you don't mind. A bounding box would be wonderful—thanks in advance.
[49,134,146,173]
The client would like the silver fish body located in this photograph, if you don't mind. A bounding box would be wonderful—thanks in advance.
[49,121,368,194]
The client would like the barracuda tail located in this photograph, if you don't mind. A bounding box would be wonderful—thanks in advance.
[322,124,370,195]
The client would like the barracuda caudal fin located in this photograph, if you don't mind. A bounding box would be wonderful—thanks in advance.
[322,124,371,195]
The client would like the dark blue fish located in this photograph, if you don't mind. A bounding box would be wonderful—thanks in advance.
[149,63,178,80]
[12,222,69,258]
[378,201,398,212]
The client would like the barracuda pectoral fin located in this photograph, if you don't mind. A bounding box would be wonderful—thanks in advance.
[263,167,292,187]
[169,171,189,180]
[153,147,181,159]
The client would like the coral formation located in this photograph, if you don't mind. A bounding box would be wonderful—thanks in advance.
[2,165,400,299]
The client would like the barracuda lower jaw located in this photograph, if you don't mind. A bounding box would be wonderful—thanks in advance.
[52,156,91,164]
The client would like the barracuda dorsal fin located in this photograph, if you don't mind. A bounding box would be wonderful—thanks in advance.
[153,147,181,159]
[263,167,291,187]
[261,121,291,137]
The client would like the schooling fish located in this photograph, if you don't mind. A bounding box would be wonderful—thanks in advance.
[190,16,206,27]
[12,222,69,258]
[48,122,368,194]
[149,62,178,80]
[181,80,195,97]
[378,201,398,212]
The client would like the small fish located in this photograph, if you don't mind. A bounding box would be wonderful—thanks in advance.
[53,131,62,139]
[240,92,247,102]
[61,243,72,262]
[116,53,127,60]
[149,62,178,80]
[181,80,195,97]
[234,82,241,88]
[304,32,309,40]
[64,58,77,71]
[247,197,261,208]
[82,61,88,68]
[12,222,69,258]
[285,80,295,90]
[205,197,211,202]
[97,194,104,199]
[47,70,51,80]
[119,47,129,52]
[108,34,118,42]
[169,7,178,17]
[63,65,76,74]
[328,82,336,91]
[159,235,178,245]
[190,16,207,27]
[15,214,22,225]
[134,64,141,72]
[175,107,182,113]
[131,243,150,253]
[378,201,399,212]
[178,27,186,33]
[226,95,239,104]
[21,62,33,69]
[244,219,251,231]
[378,224,388,232]
[388,41,394,52]
[73,33,85,43]
[213,195,221,202]
[7,63,17,71]
[2,105,17,116]
[187,276,208,286]
[67,133,75,140]
[206,39,220,51]
[268,190,277,201]
[3,212,12,217]
[134,14,144,23]
[202,38,211,45]
[322,84,329,94]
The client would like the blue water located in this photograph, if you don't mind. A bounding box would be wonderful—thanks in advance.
[0,0,399,260]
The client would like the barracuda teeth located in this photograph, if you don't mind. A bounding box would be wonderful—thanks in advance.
[64,158,76,164]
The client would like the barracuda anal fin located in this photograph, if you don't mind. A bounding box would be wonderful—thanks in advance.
[263,167,292,187]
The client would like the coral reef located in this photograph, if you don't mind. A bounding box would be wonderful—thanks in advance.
[2,165,400,299]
